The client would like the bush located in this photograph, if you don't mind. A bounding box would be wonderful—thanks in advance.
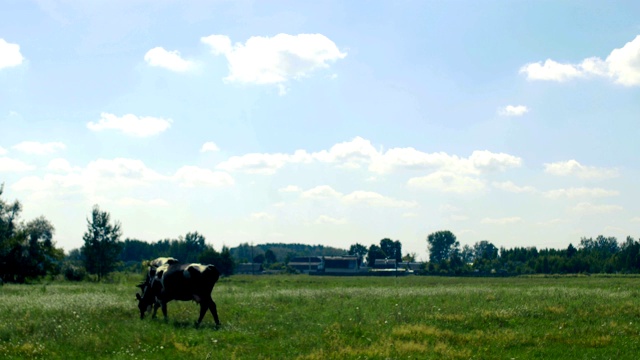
[63,264,87,281]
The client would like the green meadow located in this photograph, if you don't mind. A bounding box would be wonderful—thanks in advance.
[1,275,639,359]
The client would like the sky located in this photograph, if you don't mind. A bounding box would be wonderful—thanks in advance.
[1,1,639,259]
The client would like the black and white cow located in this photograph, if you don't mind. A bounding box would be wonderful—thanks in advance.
[136,257,179,316]
[136,263,221,326]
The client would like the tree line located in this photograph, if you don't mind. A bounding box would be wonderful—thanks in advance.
[2,186,640,283]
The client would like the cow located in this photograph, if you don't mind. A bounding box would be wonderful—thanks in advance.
[136,257,179,316]
[136,263,221,326]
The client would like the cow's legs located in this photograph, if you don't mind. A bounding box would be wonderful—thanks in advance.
[208,296,221,326]
[161,302,168,320]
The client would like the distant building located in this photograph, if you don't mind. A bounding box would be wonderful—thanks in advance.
[288,256,322,274]
[374,258,398,269]
[235,263,263,274]
[320,256,361,274]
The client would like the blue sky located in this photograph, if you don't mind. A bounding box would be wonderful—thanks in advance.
[1,1,639,259]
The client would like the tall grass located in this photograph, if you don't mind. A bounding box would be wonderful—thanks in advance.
[1,275,639,359]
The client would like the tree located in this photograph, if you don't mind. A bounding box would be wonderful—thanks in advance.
[81,205,123,281]
[426,230,459,264]
[380,238,402,262]
[474,240,499,261]
[200,245,236,276]
[265,249,277,264]
[366,244,386,267]
[348,243,368,266]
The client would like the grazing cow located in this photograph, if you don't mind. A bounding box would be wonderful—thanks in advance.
[136,263,221,326]
[136,257,179,316]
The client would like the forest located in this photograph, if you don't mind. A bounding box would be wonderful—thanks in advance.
[1,184,639,283]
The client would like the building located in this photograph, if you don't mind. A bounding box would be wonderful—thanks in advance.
[288,256,322,274]
[235,263,263,275]
[320,256,361,274]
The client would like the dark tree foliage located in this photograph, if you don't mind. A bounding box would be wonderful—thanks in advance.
[426,230,459,263]
[0,185,63,283]
[199,245,236,276]
[348,243,368,265]
[366,244,386,266]
[81,205,123,281]
[380,238,402,262]
[264,249,277,264]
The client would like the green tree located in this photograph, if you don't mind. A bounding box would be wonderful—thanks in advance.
[348,243,368,265]
[426,230,459,264]
[265,249,277,264]
[380,238,402,262]
[81,205,123,281]
[366,244,386,267]
[199,245,236,276]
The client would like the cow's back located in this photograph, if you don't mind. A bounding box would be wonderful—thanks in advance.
[161,263,220,301]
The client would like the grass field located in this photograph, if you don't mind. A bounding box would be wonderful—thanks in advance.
[1,274,639,359]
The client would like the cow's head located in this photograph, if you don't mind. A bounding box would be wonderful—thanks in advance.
[136,286,154,319]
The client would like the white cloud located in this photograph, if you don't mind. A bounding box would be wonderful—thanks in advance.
[173,166,234,188]
[12,141,66,155]
[301,185,343,199]
[469,150,522,172]
[200,142,220,153]
[571,202,623,214]
[0,146,6,155]
[117,197,169,207]
[481,217,522,225]
[498,105,529,117]
[0,157,35,172]
[520,35,640,86]
[314,215,347,225]
[216,150,313,175]
[87,113,172,137]
[250,212,275,221]
[631,217,640,223]
[520,59,583,82]
[492,181,536,193]
[201,33,347,92]
[47,158,76,172]
[144,47,194,72]
[0,38,24,69]
[544,160,619,180]
[278,185,302,193]
[342,191,417,208]
[544,187,619,199]
[408,171,485,193]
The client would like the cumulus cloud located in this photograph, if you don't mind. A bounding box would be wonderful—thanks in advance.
[278,185,302,193]
[87,113,172,137]
[250,212,275,221]
[0,146,6,155]
[544,187,619,199]
[299,185,416,208]
[314,215,347,225]
[520,35,640,86]
[407,171,485,193]
[342,191,417,208]
[0,157,35,172]
[492,181,536,193]
[216,136,522,178]
[481,217,522,225]
[47,158,76,172]
[201,33,347,93]
[173,166,234,188]
[544,160,619,180]
[571,202,623,214]
[301,185,343,200]
[0,38,24,69]
[144,47,194,72]
[200,141,220,153]
[498,105,529,117]
[12,141,66,155]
